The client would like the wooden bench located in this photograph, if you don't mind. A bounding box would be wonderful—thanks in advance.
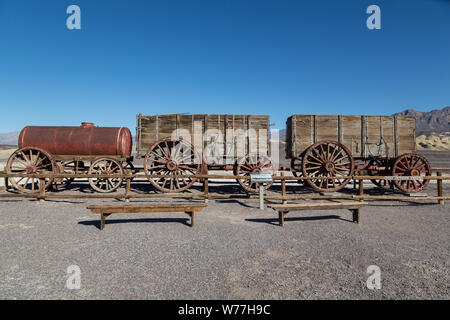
[268,202,367,227]
[87,203,207,230]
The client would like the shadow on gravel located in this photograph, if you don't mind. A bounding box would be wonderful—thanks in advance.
[78,217,191,230]
[246,214,351,226]
[364,202,440,207]
[215,199,254,208]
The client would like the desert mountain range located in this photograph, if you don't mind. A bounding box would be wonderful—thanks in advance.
[394,106,450,135]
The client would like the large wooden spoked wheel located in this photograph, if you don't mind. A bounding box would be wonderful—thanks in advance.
[88,158,124,193]
[365,158,393,190]
[53,161,84,191]
[5,146,56,193]
[290,153,305,185]
[235,154,274,193]
[392,153,431,193]
[302,141,354,192]
[144,139,202,193]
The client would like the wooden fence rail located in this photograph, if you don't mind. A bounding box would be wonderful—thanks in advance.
[0,171,449,205]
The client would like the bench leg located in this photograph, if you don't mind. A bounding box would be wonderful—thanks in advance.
[186,211,194,227]
[100,213,111,230]
[351,209,360,224]
[278,211,285,227]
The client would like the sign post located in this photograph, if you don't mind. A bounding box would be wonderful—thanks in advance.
[250,172,273,210]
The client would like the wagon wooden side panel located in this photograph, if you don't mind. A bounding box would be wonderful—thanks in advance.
[136,114,271,162]
[286,114,416,159]
[341,115,362,156]
[396,116,416,155]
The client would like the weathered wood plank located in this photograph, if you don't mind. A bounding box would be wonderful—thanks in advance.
[269,201,367,211]
[286,114,416,159]
[88,204,206,214]
[136,114,270,159]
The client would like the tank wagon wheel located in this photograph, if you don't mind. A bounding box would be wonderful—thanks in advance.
[53,161,85,191]
[364,159,393,190]
[302,141,354,192]
[143,138,202,193]
[235,154,274,193]
[290,152,305,185]
[88,158,124,193]
[5,146,56,193]
[392,153,431,193]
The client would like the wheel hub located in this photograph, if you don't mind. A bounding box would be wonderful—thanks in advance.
[409,168,420,176]
[26,165,37,174]
[324,162,335,172]
[166,160,177,171]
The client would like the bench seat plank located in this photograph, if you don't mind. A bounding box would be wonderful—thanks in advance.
[88,203,207,214]
[269,202,367,211]
[87,203,207,230]
[268,201,367,226]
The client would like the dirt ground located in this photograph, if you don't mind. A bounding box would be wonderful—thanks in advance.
[0,150,449,299]
[0,180,449,300]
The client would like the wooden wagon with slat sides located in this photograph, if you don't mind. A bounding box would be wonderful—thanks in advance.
[286,114,431,193]
[136,113,273,193]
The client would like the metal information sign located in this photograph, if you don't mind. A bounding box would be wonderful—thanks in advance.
[250,173,273,184]
[250,172,273,210]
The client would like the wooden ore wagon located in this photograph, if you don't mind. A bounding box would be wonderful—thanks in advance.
[136,113,274,192]
[286,114,431,193]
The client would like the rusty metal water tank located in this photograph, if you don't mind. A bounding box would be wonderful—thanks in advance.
[18,123,132,157]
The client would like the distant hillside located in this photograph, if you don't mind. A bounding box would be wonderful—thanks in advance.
[394,106,450,134]
[0,131,19,146]
[417,132,450,151]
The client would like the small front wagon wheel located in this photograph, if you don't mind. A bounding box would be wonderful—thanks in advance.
[290,155,305,185]
[88,158,124,193]
[392,153,431,193]
[235,154,274,193]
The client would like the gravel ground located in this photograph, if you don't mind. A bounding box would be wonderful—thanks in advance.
[0,181,449,300]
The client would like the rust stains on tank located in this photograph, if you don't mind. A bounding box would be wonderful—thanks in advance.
[18,123,132,157]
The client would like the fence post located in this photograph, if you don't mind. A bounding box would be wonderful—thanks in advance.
[281,171,287,205]
[125,177,131,202]
[204,178,209,204]
[39,178,45,202]
[359,176,364,202]
[259,184,265,210]
[3,177,8,192]
[437,171,444,205]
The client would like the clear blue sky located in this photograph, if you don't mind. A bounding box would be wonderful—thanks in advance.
[0,0,449,132]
